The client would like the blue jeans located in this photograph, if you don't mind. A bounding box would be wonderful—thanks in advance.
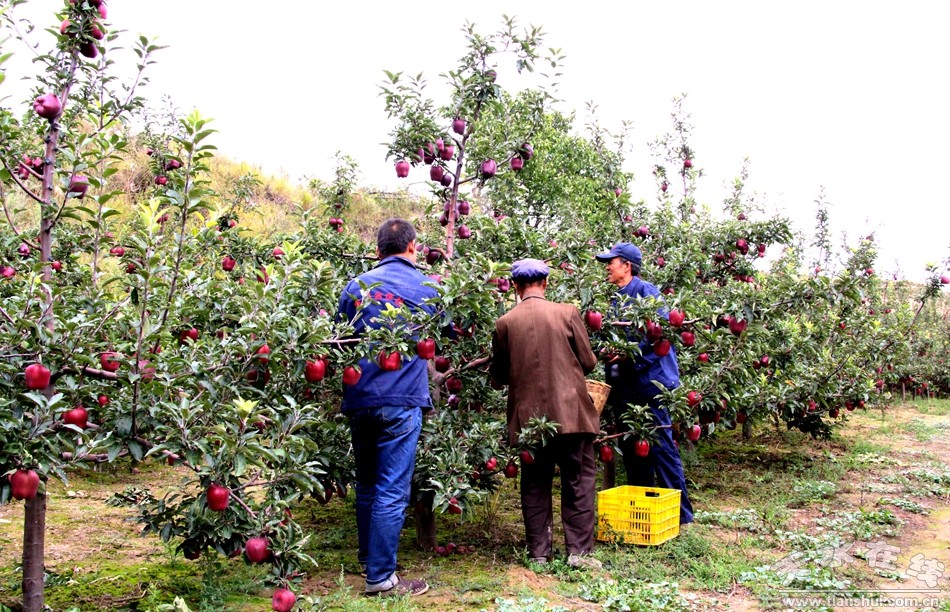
[348,406,422,586]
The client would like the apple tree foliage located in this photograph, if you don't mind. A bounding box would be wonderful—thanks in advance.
[1,8,949,611]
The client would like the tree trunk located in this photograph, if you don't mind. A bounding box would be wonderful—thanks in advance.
[21,492,46,612]
[601,460,616,490]
[413,490,437,551]
[742,419,753,439]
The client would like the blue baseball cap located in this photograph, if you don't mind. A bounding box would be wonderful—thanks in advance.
[595,242,642,265]
[511,258,550,282]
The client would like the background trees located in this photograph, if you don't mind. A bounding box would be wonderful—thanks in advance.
[1,7,948,611]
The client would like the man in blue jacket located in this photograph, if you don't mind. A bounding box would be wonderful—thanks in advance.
[595,242,694,525]
[337,218,436,596]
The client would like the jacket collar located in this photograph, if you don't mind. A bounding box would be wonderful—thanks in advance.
[375,255,419,269]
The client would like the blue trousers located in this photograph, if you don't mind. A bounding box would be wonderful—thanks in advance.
[348,406,422,586]
[614,394,694,524]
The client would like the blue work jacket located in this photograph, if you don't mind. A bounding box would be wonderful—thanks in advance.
[606,276,680,399]
[336,256,439,412]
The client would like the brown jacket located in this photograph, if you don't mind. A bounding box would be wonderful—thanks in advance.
[490,296,599,444]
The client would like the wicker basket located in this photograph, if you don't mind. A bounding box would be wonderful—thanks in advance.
[585,379,611,415]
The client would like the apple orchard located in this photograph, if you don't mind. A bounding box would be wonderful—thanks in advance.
[1,5,949,611]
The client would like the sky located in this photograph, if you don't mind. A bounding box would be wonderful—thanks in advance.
[4,1,950,281]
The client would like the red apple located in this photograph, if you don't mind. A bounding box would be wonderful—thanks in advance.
[634,440,650,457]
[683,158,693,168]
[255,344,271,364]
[440,172,453,187]
[60,19,72,35]
[485,457,498,471]
[653,339,671,356]
[519,450,534,465]
[50,261,62,271]
[496,278,510,292]
[90,24,104,40]
[24,363,51,390]
[99,351,120,372]
[33,93,62,119]
[728,318,747,335]
[98,394,109,407]
[67,174,89,198]
[519,143,534,160]
[416,338,436,360]
[222,256,236,271]
[680,331,695,347]
[446,376,463,393]
[164,159,182,171]
[272,588,296,612]
[429,165,444,182]
[245,536,270,563]
[154,175,168,186]
[63,405,88,429]
[584,310,603,331]
[79,41,99,58]
[697,353,709,362]
[110,246,125,257]
[510,156,524,171]
[668,309,685,327]
[480,159,497,178]
[457,200,471,215]
[137,359,156,381]
[272,247,284,260]
[206,483,230,511]
[2,265,16,278]
[434,356,450,372]
[645,320,663,342]
[342,365,361,386]
[598,445,614,463]
[452,118,466,135]
[736,411,747,424]
[940,274,950,285]
[457,224,471,239]
[503,462,518,478]
[440,145,455,161]
[687,390,702,407]
[447,497,462,514]
[377,350,401,371]
[10,469,40,501]
[686,424,701,442]
[304,358,327,383]
[395,159,410,177]
[180,327,199,343]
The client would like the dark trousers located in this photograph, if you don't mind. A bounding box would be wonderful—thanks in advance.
[615,395,694,524]
[520,433,597,559]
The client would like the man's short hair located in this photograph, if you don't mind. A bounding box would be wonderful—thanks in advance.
[626,259,642,277]
[377,218,416,257]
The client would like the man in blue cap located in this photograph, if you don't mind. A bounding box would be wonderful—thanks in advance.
[594,243,694,525]
[490,258,602,568]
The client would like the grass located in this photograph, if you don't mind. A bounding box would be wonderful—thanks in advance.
[2,400,949,611]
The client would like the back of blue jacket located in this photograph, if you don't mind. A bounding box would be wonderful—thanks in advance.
[336,256,438,412]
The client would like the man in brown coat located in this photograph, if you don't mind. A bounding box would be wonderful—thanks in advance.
[490,258,602,568]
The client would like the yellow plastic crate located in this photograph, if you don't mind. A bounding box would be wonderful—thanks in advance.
[596,485,681,545]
